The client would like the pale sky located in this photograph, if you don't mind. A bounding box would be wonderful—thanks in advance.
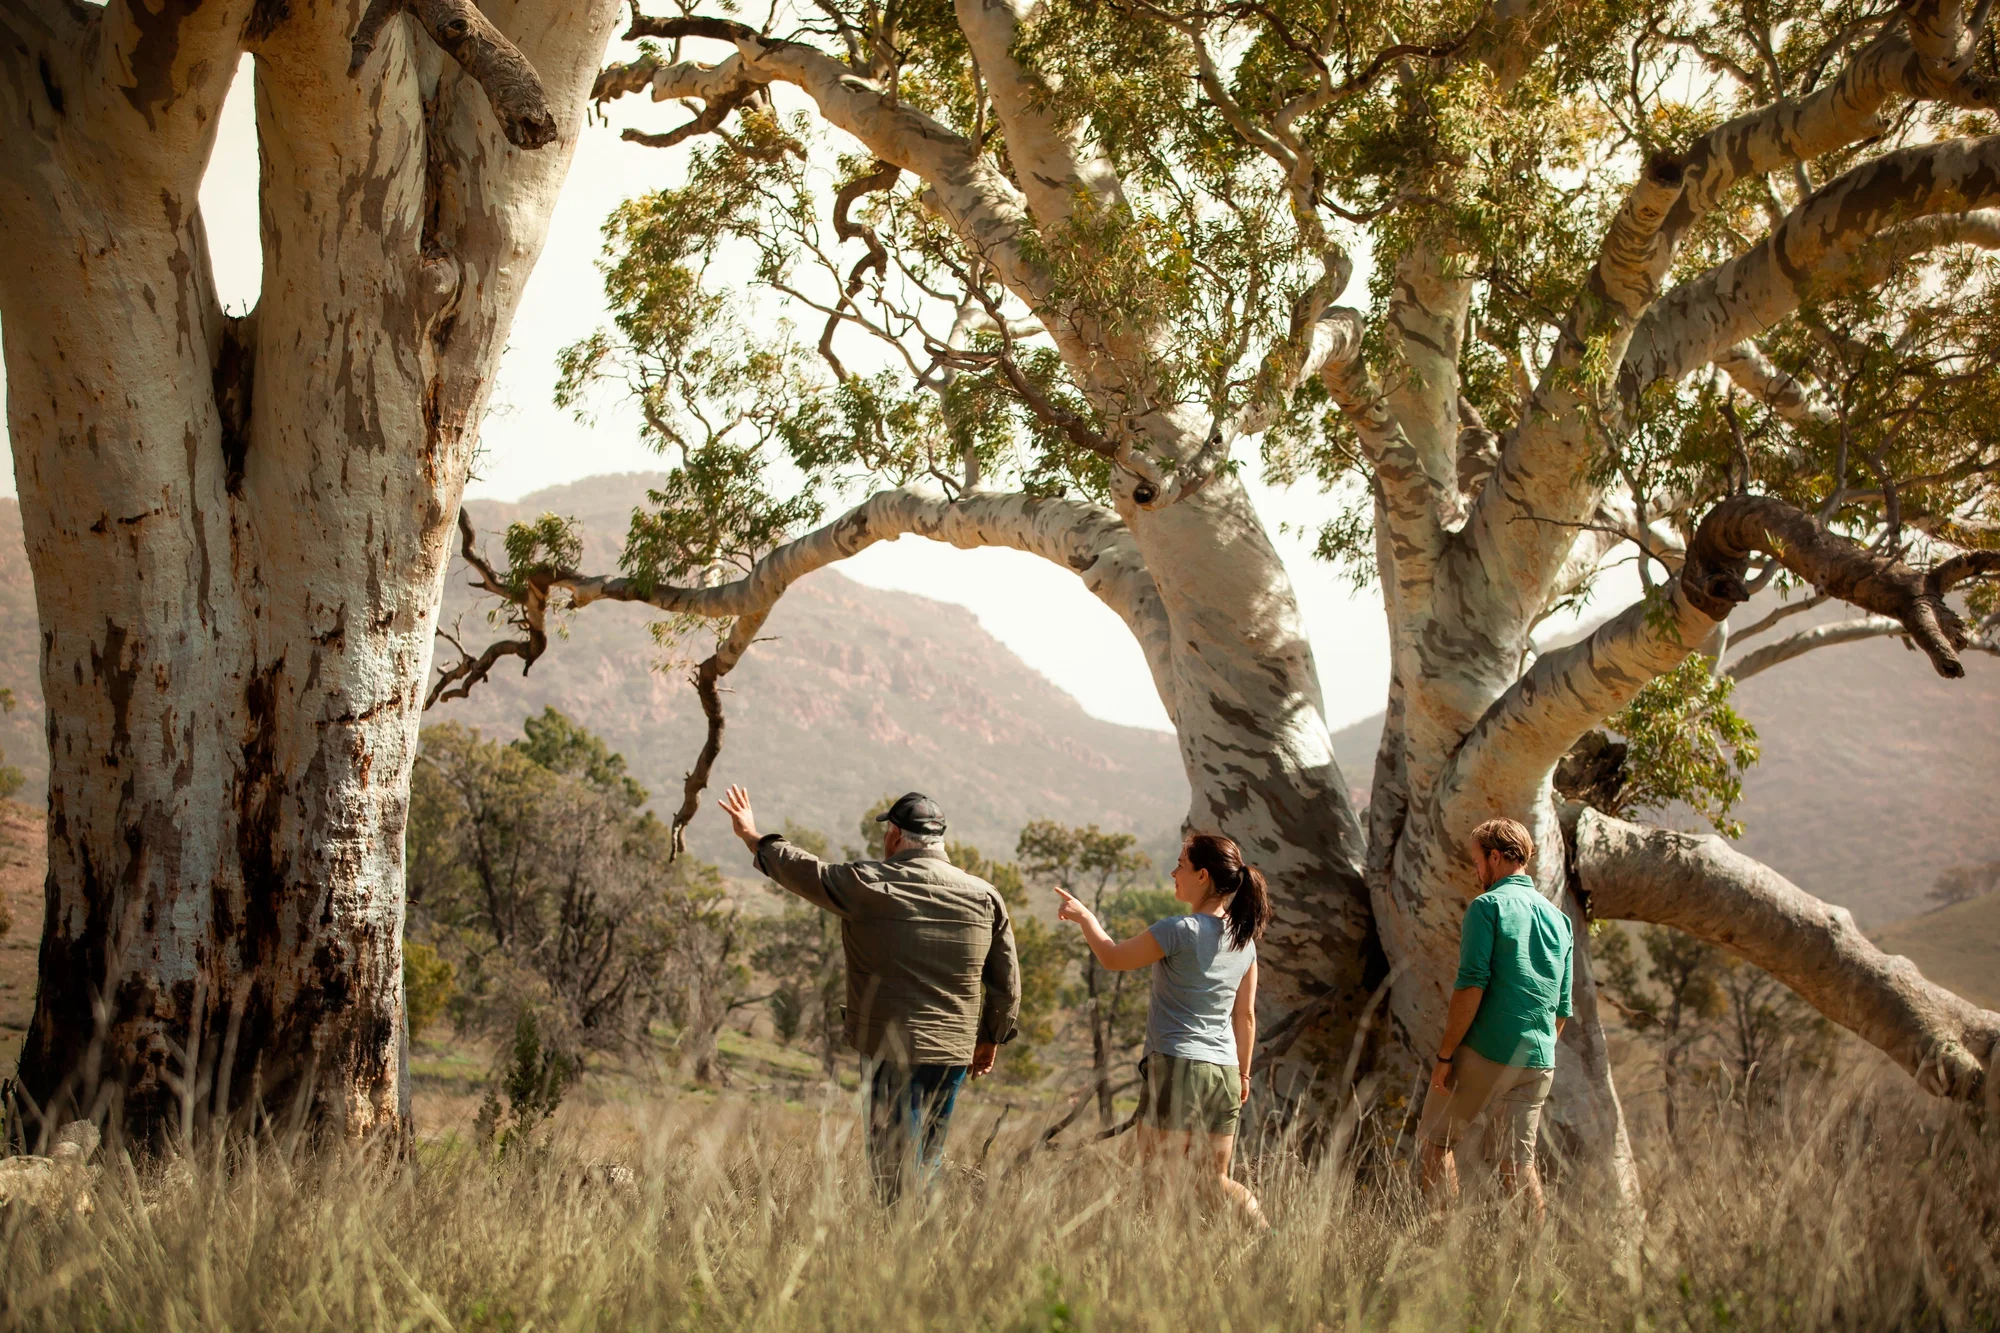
[0,55,1632,733]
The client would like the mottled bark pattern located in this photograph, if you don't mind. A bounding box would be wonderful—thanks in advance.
[0,0,620,1143]
[556,0,2000,1182]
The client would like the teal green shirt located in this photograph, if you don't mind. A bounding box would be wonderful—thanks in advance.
[1454,874,1574,1069]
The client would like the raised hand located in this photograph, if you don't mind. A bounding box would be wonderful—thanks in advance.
[718,784,760,851]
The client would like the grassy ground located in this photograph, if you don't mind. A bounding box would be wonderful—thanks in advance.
[4,804,1998,1329]
[4,1071,1997,1332]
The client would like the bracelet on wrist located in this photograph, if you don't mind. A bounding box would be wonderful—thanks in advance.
[1435,1052,1453,1063]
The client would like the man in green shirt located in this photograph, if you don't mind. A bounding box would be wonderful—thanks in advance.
[1420,817,1574,1224]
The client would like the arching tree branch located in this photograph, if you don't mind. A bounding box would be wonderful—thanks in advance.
[431,487,1174,714]
[430,488,1177,850]
[1644,25,1999,273]
[1623,142,2000,400]
[1682,495,2000,677]
[1574,807,2000,1103]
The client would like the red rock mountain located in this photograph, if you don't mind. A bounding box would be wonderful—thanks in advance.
[435,476,1190,864]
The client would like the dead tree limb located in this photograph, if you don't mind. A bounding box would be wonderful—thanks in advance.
[667,611,769,859]
[1683,494,2000,676]
[425,510,551,708]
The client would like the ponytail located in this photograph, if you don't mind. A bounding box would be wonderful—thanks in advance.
[1184,832,1271,950]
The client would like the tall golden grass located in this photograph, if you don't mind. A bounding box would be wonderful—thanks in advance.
[3,1072,1996,1331]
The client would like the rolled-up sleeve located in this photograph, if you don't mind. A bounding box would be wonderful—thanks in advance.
[753,836,859,917]
[1453,898,1496,991]
[979,900,1021,1045]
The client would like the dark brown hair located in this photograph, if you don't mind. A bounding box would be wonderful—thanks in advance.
[1472,817,1535,867]
[1184,832,1270,950]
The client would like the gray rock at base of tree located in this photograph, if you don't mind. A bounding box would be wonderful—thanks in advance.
[0,1118,101,1217]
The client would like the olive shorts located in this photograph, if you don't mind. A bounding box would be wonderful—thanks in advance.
[1418,1047,1554,1167]
[1138,1052,1242,1136]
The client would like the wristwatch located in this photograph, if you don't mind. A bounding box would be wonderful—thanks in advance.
[1435,1052,1453,1063]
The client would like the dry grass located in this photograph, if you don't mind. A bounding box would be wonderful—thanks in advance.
[3,1074,1997,1332]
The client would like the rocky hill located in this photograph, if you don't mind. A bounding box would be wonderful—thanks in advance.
[438,476,1192,865]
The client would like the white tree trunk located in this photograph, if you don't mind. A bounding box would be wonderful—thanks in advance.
[0,0,618,1144]
[1122,474,1380,1099]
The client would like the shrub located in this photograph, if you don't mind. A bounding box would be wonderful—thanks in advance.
[402,940,457,1042]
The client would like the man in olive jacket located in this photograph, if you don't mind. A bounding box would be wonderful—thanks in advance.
[718,784,1020,1202]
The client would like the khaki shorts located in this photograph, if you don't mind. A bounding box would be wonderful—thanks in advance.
[1419,1047,1554,1166]
[1138,1052,1242,1136]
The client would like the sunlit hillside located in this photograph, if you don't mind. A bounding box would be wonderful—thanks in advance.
[1872,893,2000,1011]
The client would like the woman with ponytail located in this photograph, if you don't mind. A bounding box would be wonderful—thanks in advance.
[1051,832,1270,1226]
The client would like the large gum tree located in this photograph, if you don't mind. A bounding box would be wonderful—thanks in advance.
[0,0,623,1142]
[442,0,2000,1189]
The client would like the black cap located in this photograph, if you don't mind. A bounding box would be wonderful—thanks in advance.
[876,792,946,836]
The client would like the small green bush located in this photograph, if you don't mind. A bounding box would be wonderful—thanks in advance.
[403,939,457,1042]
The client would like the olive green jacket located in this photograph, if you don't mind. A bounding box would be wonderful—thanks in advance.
[753,836,1020,1065]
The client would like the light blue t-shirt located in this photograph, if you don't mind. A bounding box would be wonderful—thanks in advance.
[1144,912,1255,1066]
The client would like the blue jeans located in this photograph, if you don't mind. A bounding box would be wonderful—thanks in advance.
[865,1061,966,1203]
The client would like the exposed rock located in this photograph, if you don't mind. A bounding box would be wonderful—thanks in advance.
[0,1119,100,1217]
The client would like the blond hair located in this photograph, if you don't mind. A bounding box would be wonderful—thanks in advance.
[1472,817,1534,867]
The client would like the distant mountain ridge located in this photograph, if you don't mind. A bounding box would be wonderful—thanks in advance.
[437,475,1192,865]
[0,480,1988,925]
